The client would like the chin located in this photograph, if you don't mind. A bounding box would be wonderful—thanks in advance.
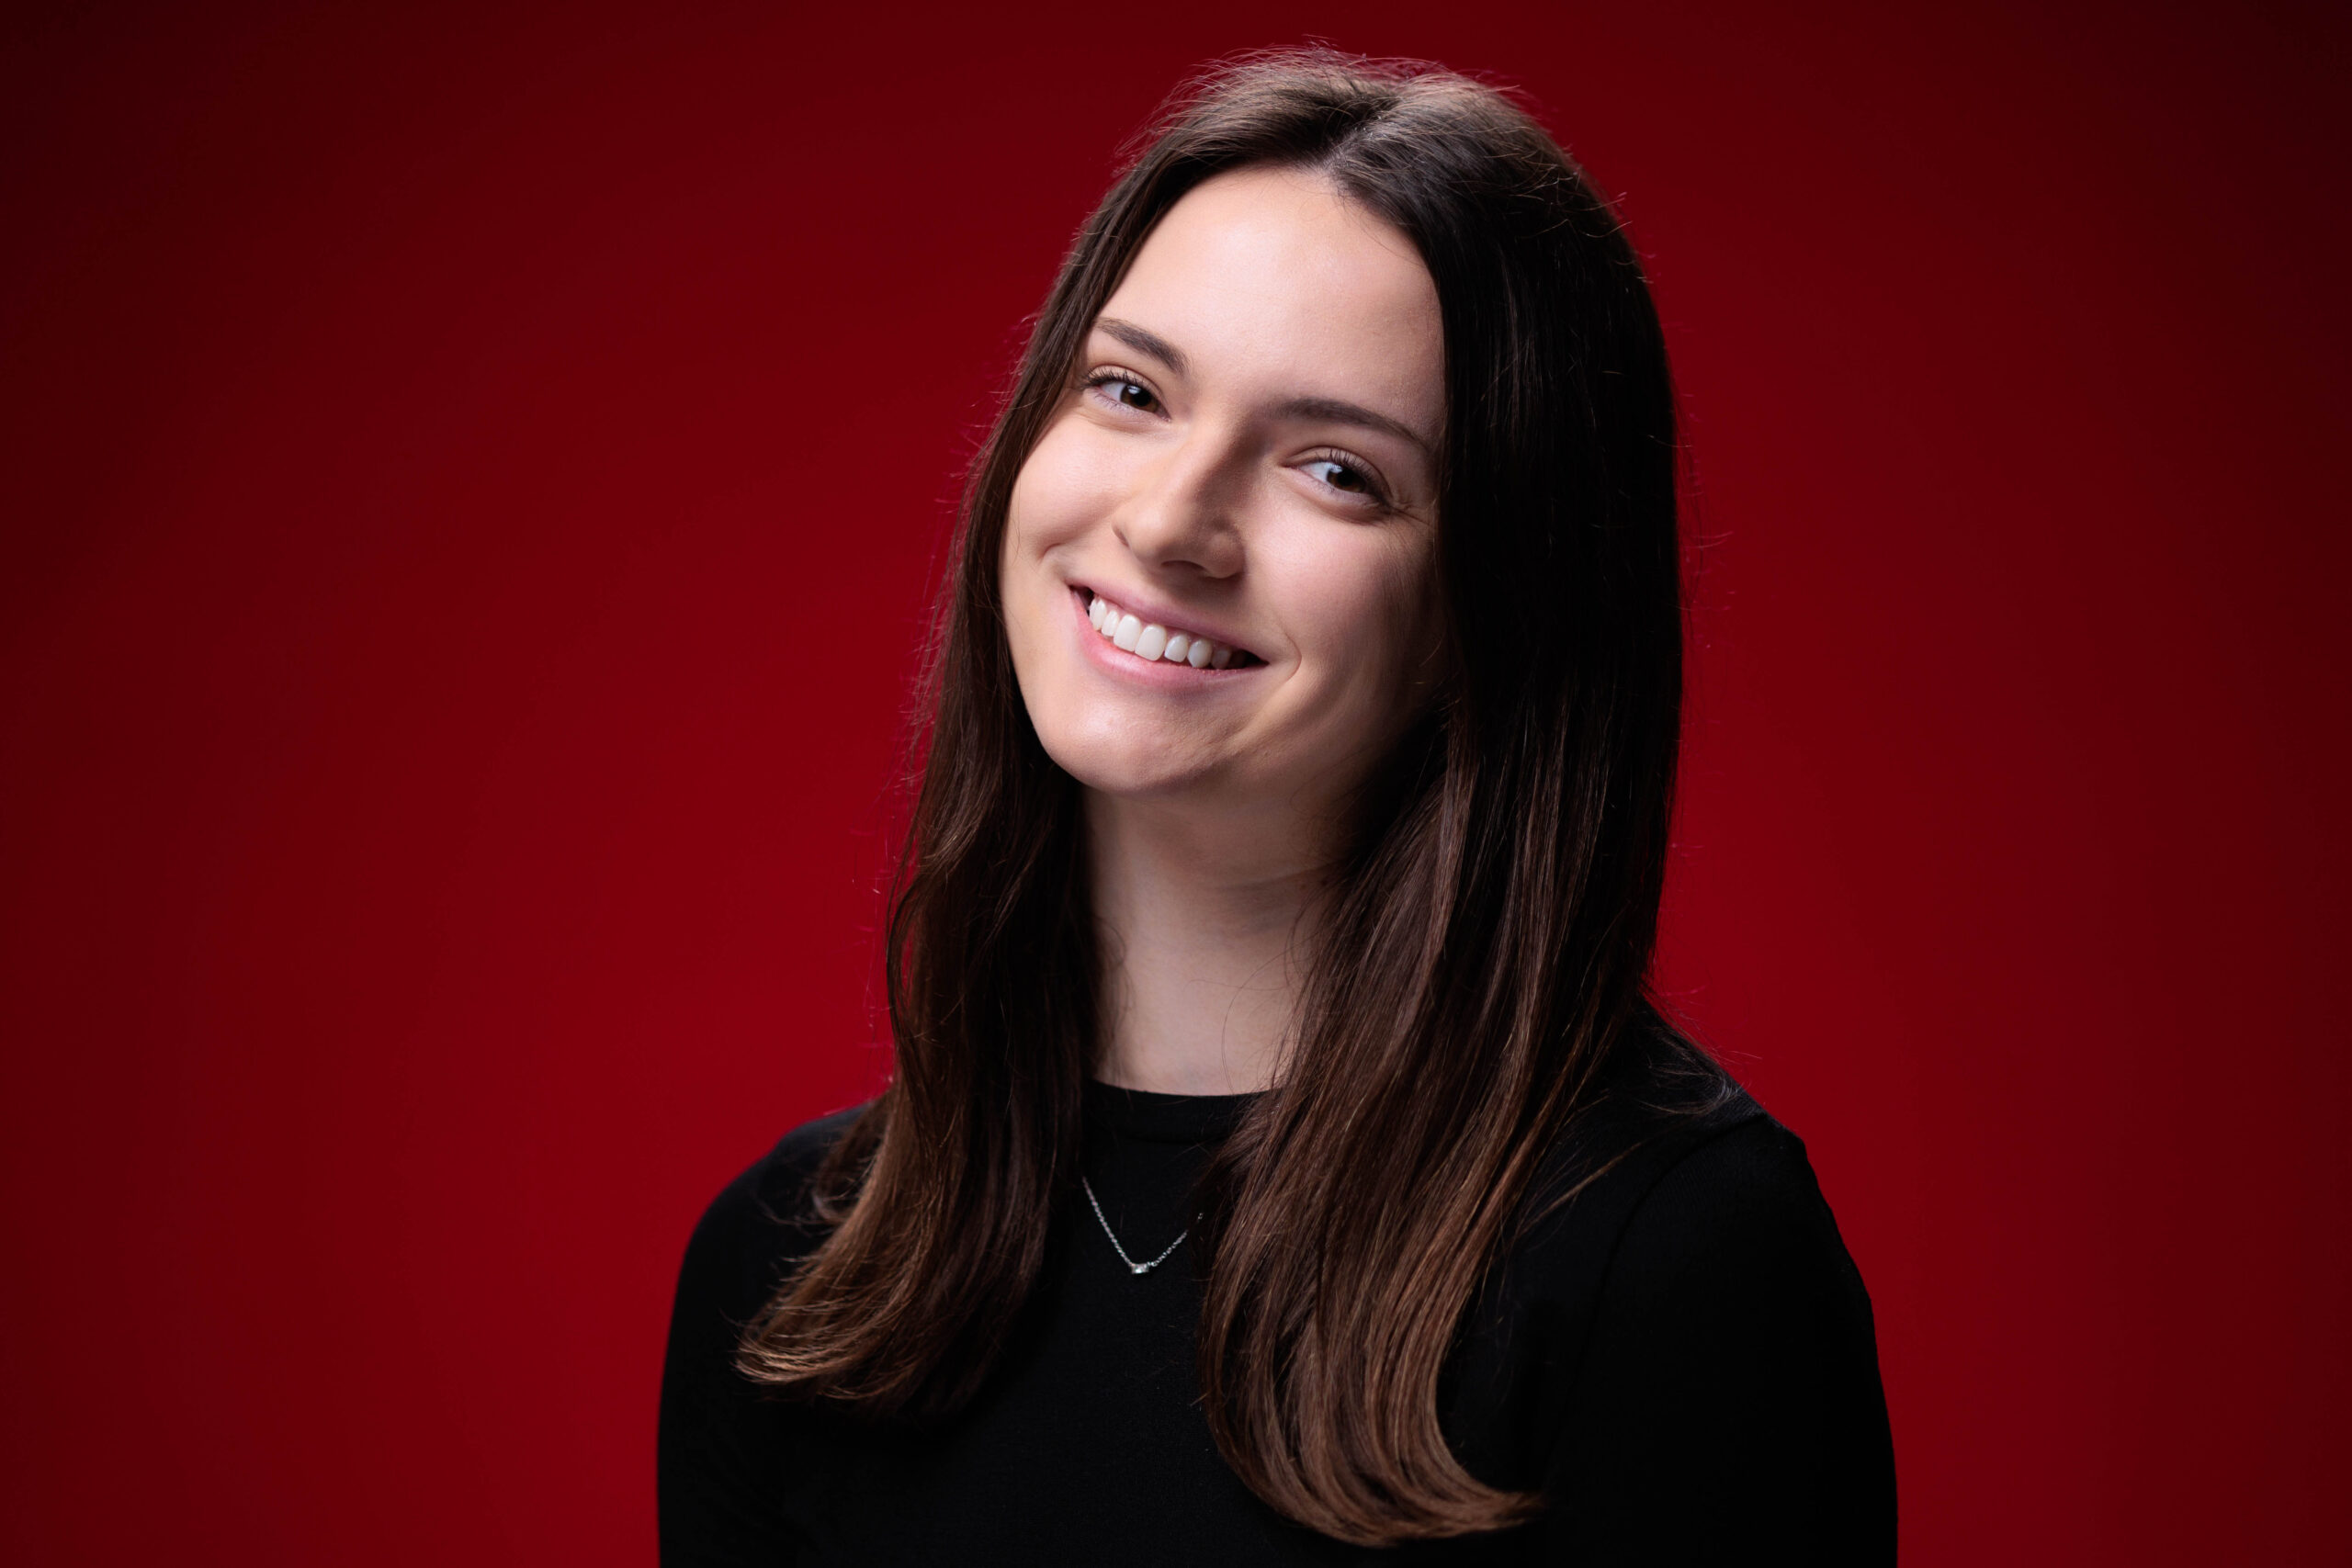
[1035,728,1225,803]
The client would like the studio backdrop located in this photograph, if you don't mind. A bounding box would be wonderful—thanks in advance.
[2,2,2345,1562]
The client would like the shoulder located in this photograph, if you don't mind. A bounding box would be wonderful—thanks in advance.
[1539,1100,1895,1556]
[1448,1027,1878,1452]
[1600,1109,1875,1335]
[659,1104,873,1557]
[1507,1025,1766,1283]
[726,1100,871,1217]
[675,1101,873,1329]
[1461,1036,1894,1553]
[1507,1031,1865,1326]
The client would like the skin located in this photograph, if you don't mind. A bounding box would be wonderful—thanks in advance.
[999,165,1447,1095]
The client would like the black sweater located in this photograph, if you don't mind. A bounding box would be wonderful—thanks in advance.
[658,1042,1895,1563]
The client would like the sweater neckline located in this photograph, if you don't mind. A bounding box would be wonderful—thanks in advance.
[1083,1077,1258,1145]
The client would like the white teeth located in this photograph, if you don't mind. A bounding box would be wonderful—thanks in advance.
[1086,593,1243,671]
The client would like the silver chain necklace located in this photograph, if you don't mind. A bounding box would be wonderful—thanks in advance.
[1080,1175,1189,1275]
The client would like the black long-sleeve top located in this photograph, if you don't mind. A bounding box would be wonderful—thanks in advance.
[659,1038,1895,1563]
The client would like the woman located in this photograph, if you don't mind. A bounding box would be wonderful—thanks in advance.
[660,51,1894,1563]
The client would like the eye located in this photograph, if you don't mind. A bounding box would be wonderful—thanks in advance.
[1305,457,1368,492]
[1081,369,1161,414]
[1300,450,1390,506]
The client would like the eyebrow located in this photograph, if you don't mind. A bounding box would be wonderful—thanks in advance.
[1274,395,1435,457]
[1095,317,1189,377]
[1091,316,1436,457]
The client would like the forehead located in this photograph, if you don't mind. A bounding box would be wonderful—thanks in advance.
[1099,166,1443,427]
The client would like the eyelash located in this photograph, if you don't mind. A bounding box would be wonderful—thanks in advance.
[1076,367,1396,510]
[1297,446,1392,508]
[1080,367,1161,413]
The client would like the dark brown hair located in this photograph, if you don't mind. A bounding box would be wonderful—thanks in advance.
[739,49,1686,1545]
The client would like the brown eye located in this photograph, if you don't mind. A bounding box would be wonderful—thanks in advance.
[1306,457,1369,493]
[1087,372,1160,413]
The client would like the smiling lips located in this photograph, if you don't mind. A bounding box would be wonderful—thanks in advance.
[1084,592,1260,670]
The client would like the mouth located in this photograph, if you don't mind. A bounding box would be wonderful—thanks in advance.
[1077,588,1263,671]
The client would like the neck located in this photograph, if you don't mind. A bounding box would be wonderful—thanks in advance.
[1085,789,1332,1096]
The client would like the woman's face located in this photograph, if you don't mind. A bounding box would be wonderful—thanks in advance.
[1000,165,1445,823]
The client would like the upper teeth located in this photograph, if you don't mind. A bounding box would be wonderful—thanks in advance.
[1086,593,1238,669]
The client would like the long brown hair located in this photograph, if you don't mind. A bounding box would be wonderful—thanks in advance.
[739,50,1687,1545]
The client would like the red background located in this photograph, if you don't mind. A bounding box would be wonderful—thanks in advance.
[4,2,2345,1561]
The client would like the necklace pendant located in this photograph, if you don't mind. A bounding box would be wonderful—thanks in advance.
[1081,1175,1187,1280]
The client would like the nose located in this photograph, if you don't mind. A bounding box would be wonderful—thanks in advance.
[1112,425,1246,581]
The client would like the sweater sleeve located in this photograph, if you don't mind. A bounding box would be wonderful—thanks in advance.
[658,1111,862,1567]
[1535,1116,1896,1564]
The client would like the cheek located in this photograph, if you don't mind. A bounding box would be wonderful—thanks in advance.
[1272,529,1439,691]
[1005,420,1123,560]
[1000,431,1110,694]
